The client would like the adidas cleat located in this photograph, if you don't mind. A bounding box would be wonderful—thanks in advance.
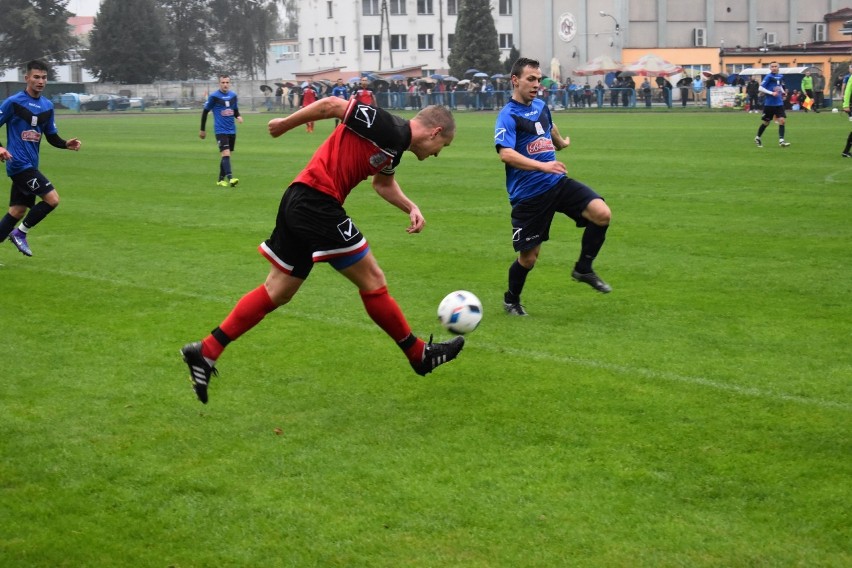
[181,341,218,403]
[411,335,465,376]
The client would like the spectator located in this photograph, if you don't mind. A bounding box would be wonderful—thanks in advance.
[641,78,652,107]
[692,74,705,105]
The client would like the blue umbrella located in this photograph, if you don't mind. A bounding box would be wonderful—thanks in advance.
[465,68,481,76]
[473,72,489,78]
[430,73,444,80]
[491,73,507,79]
[443,76,460,82]
[387,74,406,80]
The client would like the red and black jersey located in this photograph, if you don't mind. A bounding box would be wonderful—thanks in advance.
[293,99,411,203]
[352,88,374,105]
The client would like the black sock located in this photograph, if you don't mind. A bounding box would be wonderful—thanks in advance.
[779,124,785,139]
[844,132,852,153]
[0,213,18,240]
[21,201,55,230]
[757,124,767,137]
[505,259,531,304]
[575,223,608,273]
[221,156,232,179]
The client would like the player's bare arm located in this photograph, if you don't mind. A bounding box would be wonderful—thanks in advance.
[66,138,81,151]
[268,97,348,138]
[498,147,567,175]
[551,124,570,150]
[372,172,425,234]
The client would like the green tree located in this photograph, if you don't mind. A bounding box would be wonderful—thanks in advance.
[158,0,215,80]
[210,0,280,80]
[280,0,298,38]
[447,0,501,79]
[503,45,520,74]
[86,0,172,83]
[0,0,77,77]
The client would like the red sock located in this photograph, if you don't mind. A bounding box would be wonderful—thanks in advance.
[201,285,277,360]
[359,286,424,362]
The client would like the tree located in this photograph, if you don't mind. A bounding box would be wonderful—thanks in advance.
[158,0,216,80]
[210,0,281,80]
[503,45,520,74]
[87,0,173,83]
[0,0,77,78]
[447,0,501,79]
[280,0,298,38]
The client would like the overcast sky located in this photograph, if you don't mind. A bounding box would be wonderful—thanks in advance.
[68,0,101,17]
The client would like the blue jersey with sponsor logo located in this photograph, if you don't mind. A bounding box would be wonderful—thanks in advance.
[760,72,786,107]
[0,90,58,176]
[494,98,562,205]
[203,89,240,134]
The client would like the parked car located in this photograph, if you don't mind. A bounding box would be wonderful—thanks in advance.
[53,93,92,111]
[80,94,130,111]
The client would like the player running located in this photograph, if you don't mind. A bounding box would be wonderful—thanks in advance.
[0,59,82,257]
[180,97,463,403]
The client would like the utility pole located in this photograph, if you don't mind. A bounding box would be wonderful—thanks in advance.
[377,0,393,70]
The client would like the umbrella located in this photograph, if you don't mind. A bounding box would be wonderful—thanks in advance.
[676,77,693,87]
[347,77,361,84]
[457,79,470,86]
[491,73,507,79]
[387,74,406,81]
[370,78,390,90]
[465,68,481,76]
[573,54,623,76]
[430,73,444,80]
[622,54,683,77]
[259,85,273,93]
[443,76,460,82]
[416,77,436,84]
[473,72,489,78]
[300,81,309,88]
[274,81,294,88]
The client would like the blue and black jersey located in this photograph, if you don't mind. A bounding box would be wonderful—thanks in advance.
[0,91,58,176]
[760,73,786,107]
[201,90,240,134]
[494,98,562,205]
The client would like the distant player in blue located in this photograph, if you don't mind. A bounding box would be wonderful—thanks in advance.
[754,61,790,148]
[0,60,82,257]
[494,57,613,316]
[200,74,243,187]
[331,78,348,126]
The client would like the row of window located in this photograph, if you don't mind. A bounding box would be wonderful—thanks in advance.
[307,33,513,55]
[324,0,512,18]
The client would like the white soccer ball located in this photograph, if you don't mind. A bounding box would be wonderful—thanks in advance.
[832,108,839,113]
[437,290,483,335]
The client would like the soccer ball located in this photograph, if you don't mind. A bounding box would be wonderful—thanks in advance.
[832,107,839,113]
[437,290,483,335]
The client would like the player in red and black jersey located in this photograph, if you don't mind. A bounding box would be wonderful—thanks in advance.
[181,97,463,403]
[351,77,377,106]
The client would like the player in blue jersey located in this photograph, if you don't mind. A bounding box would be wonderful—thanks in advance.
[331,78,349,126]
[494,57,612,316]
[200,74,243,187]
[0,60,82,257]
[754,62,790,148]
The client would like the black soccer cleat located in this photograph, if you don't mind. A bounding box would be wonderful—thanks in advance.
[411,335,465,376]
[181,341,218,404]
[572,269,613,294]
[503,301,529,316]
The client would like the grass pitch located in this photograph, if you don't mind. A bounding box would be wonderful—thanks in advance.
[0,108,849,567]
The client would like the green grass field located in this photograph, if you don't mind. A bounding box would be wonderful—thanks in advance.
[0,107,849,567]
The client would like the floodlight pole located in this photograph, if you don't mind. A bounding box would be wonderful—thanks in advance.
[377,0,393,70]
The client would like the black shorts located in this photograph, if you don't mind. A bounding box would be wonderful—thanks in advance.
[762,105,786,121]
[215,134,236,152]
[259,183,370,279]
[9,169,54,208]
[510,177,603,252]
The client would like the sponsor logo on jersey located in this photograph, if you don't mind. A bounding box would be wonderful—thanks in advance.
[494,127,507,143]
[354,104,376,128]
[21,130,41,142]
[221,108,235,116]
[370,152,389,169]
[526,137,555,154]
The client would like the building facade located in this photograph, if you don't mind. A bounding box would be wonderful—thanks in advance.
[297,0,516,78]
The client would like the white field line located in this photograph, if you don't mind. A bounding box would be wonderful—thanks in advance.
[10,263,851,412]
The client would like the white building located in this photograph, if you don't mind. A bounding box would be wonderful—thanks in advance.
[297,0,516,78]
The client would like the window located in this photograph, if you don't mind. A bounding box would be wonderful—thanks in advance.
[326,1,332,18]
[319,37,326,53]
[390,0,406,15]
[363,0,379,16]
[499,33,513,49]
[363,35,381,51]
[447,33,454,50]
[418,34,434,50]
[340,35,347,53]
[499,0,512,16]
[308,38,315,55]
[417,0,433,15]
[391,34,408,51]
[447,0,457,15]
[328,36,335,53]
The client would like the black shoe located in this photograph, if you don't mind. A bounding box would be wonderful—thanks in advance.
[181,341,218,404]
[503,301,529,316]
[572,269,612,293]
[411,335,465,376]
[842,152,851,158]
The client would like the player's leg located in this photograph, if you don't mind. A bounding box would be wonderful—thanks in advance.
[559,180,612,294]
[339,251,463,376]
[777,112,789,146]
[504,196,550,315]
[842,131,851,158]
[6,174,54,256]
